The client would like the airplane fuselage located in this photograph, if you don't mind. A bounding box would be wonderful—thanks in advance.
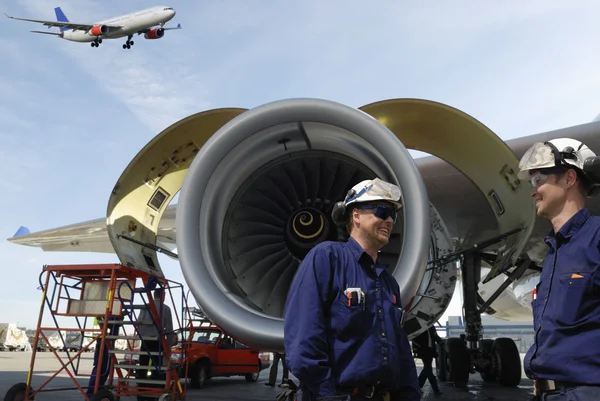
[61,6,175,42]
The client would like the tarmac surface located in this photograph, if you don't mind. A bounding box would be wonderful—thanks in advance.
[0,351,535,400]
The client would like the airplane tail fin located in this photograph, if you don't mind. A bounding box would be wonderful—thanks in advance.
[54,7,70,32]
[13,226,30,238]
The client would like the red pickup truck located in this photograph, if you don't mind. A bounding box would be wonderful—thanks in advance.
[171,322,271,389]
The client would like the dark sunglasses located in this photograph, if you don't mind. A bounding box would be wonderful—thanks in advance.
[358,205,397,222]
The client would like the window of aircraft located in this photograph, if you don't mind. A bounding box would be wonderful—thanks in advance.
[163,7,174,10]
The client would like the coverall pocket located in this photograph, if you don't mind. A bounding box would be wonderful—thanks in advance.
[556,271,593,322]
[334,290,369,341]
[558,271,593,288]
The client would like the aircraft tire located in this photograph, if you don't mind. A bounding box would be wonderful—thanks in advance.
[444,337,470,385]
[493,337,522,387]
[479,339,496,382]
[435,341,447,381]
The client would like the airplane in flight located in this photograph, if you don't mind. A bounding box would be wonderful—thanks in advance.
[4,6,181,49]
[7,98,600,388]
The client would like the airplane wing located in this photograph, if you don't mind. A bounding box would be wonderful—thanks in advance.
[4,12,122,32]
[8,205,177,255]
[136,23,182,35]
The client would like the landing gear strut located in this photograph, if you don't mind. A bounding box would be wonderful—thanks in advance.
[433,229,530,388]
[91,38,102,48]
[123,35,134,50]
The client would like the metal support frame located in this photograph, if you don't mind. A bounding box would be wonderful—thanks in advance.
[428,228,527,352]
[6,263,193,401]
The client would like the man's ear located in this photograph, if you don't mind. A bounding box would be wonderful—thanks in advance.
[565,169,578,188]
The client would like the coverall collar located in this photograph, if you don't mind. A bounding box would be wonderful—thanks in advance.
[346,236,385,276]
[545,207,590,246]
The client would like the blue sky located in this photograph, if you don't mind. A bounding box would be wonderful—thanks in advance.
[1,0,600,329]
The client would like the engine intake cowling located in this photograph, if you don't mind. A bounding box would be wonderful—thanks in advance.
[144,28,165,40]
[89,24,108,36]
[176,98,431,351]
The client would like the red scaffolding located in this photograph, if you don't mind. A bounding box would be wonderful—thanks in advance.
[3,263,192,401]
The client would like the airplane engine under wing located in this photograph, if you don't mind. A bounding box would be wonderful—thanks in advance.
[89,24,108,36]
[106,97,536,351]
[144,28,164,40]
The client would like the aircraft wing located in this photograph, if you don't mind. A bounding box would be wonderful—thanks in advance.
[136,23,182,34]
[4,13,122,32]
[8,205,177,255]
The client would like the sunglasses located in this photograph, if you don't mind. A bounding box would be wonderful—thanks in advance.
[530,172,548,188]
[358,205,397,222]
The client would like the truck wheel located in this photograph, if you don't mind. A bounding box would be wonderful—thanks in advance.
[445,337,470,386]
[493,338,521,387]
[190,362,207,389]
[4,382,34,401]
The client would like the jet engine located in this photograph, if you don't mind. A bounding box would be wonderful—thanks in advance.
[106,97,534,352]
[144,28,165,39]
[89,24,108,36]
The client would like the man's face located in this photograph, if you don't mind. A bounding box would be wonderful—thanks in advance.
[529,170,569,218]
[352,201,396,247]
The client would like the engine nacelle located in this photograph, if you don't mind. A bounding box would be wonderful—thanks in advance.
[144,28,165,40]
[106,97,535,352]
[89,24,108,36]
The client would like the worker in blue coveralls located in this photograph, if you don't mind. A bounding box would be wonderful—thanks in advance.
[517,138,600,401]
[284,178,421,401]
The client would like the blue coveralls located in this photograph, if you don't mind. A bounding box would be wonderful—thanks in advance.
[523,208,600,400]
[284,237,421,401]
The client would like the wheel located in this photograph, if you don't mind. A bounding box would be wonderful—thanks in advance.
[444,337,470,386]
[122,44,127,49]
[479,339,496,382]
[130,40,134,45]
[91,43,95,47]
[190,362,207,389]
[245,370,259,382]
[435,341,447,381]
[4,382,34,401]
[493,337,522,387]
[98,39,102,44]
[90,389,115,401]
[126,44,131,49]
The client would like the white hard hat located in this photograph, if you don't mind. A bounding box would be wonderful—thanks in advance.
[344,178,402,209]
[517,137,600,196]
[517,138,596,180]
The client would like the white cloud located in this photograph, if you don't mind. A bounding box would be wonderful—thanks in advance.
[16,0,211,133]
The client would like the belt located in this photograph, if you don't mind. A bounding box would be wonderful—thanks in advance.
[337,385,387,399]
[537,379,584,393]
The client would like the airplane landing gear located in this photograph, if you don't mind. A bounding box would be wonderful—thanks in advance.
[433,229,532,388]
[123,35,134,50]
[91,38,102,48]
